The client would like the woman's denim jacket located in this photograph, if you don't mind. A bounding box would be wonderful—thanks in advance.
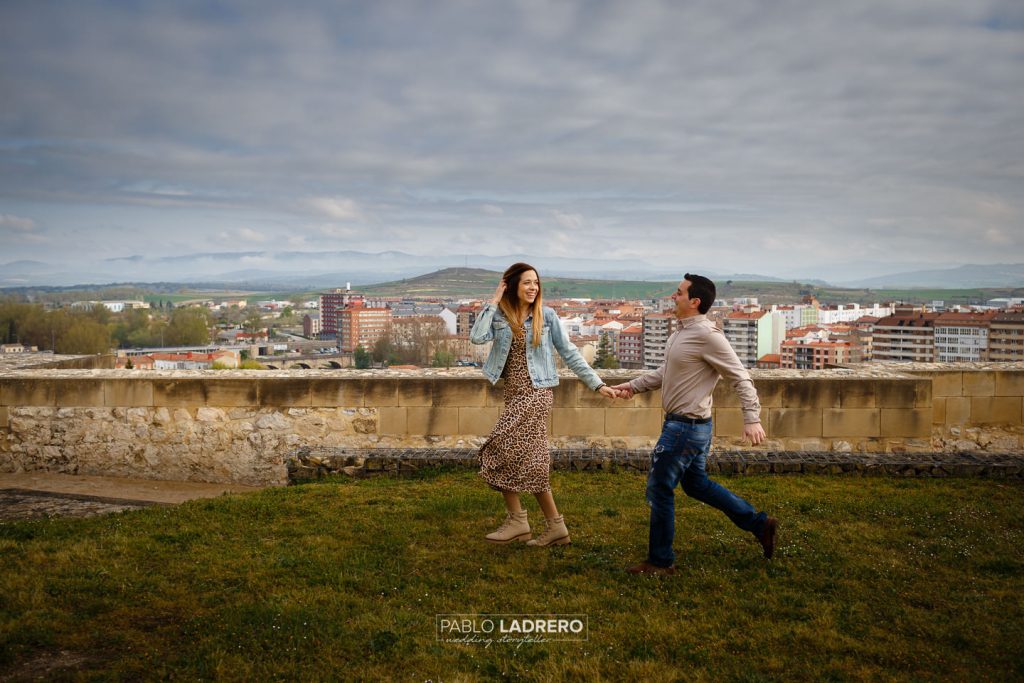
[469,303,604,391]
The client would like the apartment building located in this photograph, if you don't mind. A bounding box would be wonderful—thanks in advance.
[642,313,674,370]
[871,313,940,362]
[773,304,819,330]
[455,304,482,337]
[987,312,1024,361]
[817,303,893,324]
[933,311,997,362]
[303,313,321,339]
[337,304,392,353]
[780,338,856,369]
[724,310,784,369]
[319,289,362,339]
[618,322,644,369]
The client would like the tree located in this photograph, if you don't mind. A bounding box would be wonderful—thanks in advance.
[594,333,620,369]
[244,310,264,335]
[165,308,211,346]
[57,317,111,354]
[354,345,371,369]
[431,348,455,368]
[372,336,396,365]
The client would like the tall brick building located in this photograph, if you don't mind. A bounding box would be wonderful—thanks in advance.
[872,313,940,362]
[337,303,392,353]
[987,312,1024,360]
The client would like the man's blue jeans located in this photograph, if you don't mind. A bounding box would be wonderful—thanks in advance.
[646,418,767,567]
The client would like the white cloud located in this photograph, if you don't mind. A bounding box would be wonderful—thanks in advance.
[984,228,1014,246]
[0,1,1021,277]
[235,227,268,243]
[0,214,37,232]
[551,211,585,232]
[305,197,365,222]
[0,214,49,244]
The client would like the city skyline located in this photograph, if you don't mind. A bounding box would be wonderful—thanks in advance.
[2,1,1023,283]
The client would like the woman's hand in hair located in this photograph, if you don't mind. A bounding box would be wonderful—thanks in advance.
[491,280,507,305]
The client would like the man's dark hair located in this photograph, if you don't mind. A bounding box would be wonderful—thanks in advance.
[684,273,716,314]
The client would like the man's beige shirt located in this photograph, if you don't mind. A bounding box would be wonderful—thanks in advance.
[629,314,761,424]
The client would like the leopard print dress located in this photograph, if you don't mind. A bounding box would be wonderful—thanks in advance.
[478,327,554,494]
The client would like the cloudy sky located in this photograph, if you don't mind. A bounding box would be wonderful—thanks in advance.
[1,0,1022,282]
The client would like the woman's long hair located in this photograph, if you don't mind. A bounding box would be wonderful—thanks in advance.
[498,262,544,348]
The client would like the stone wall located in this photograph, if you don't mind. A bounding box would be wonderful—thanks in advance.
[0,364,1021,486]
[876,363,1024,452]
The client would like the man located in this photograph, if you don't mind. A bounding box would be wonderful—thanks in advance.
[611,273,777,575]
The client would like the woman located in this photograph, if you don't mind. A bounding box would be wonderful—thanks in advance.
[470,262,619,547]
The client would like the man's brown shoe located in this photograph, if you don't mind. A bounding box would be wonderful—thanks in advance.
[626,561,676,575]
[758,517,778,559]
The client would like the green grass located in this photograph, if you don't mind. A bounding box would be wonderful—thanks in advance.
[2,472,1022,681]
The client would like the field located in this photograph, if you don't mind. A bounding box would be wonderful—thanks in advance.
[2,471,1022,681]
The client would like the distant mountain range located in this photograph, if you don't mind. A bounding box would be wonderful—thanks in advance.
[836,263,1024,289]
[1,250,1022,290]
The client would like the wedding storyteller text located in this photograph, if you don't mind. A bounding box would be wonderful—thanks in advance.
[436,614,588,646]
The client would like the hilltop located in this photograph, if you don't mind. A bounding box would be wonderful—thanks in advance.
[359,268,678,299]
[357,268,1024,305]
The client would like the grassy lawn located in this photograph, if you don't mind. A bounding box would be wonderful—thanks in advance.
[1,472,1022,681]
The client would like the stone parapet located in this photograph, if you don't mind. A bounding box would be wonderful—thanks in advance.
[1,364,1021,485]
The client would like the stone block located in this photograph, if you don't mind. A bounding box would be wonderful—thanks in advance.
[458,406,501,435]
[309,379,355,407]
[929,372,963,397]
[629,389,662,408]
[995,371,1024,397]
[153,379,258,407]
[258,379,311,407]
[406,406,459,435]
[551,408,604,437]
[713,409,746,437]
[944,397,971,424]
[378,407,408,435]
[578,382,615,407]
[55,379,105,406]
[483,381,505,407]
[782,379,840,409]
[361,379,399,407]
[1,379,56,406]
[753,380,783,408]
[433,380,487,407]
[712,383,741,407]
[838,381,876,408]
[877,380,930,408]
[782,438,828,452]
[823,409,880,437]
[551,381,579,408]
[767,408,823,437]
[880,408,932,437]
[103,379,153,407]
[962,371,996,397]
[398,379,434,406]
[970,397,1022,426]
[604,408,662,437]
[932,398,945,425]
[0,406,7,429]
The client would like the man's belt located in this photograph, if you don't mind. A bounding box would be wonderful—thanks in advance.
[665,413,711,425]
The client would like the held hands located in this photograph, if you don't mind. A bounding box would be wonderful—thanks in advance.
[597,385,621,399]
[608,382,634,400]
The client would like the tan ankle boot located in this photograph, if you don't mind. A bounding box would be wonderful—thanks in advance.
[526,514,570,547]
[485,509,531,544]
